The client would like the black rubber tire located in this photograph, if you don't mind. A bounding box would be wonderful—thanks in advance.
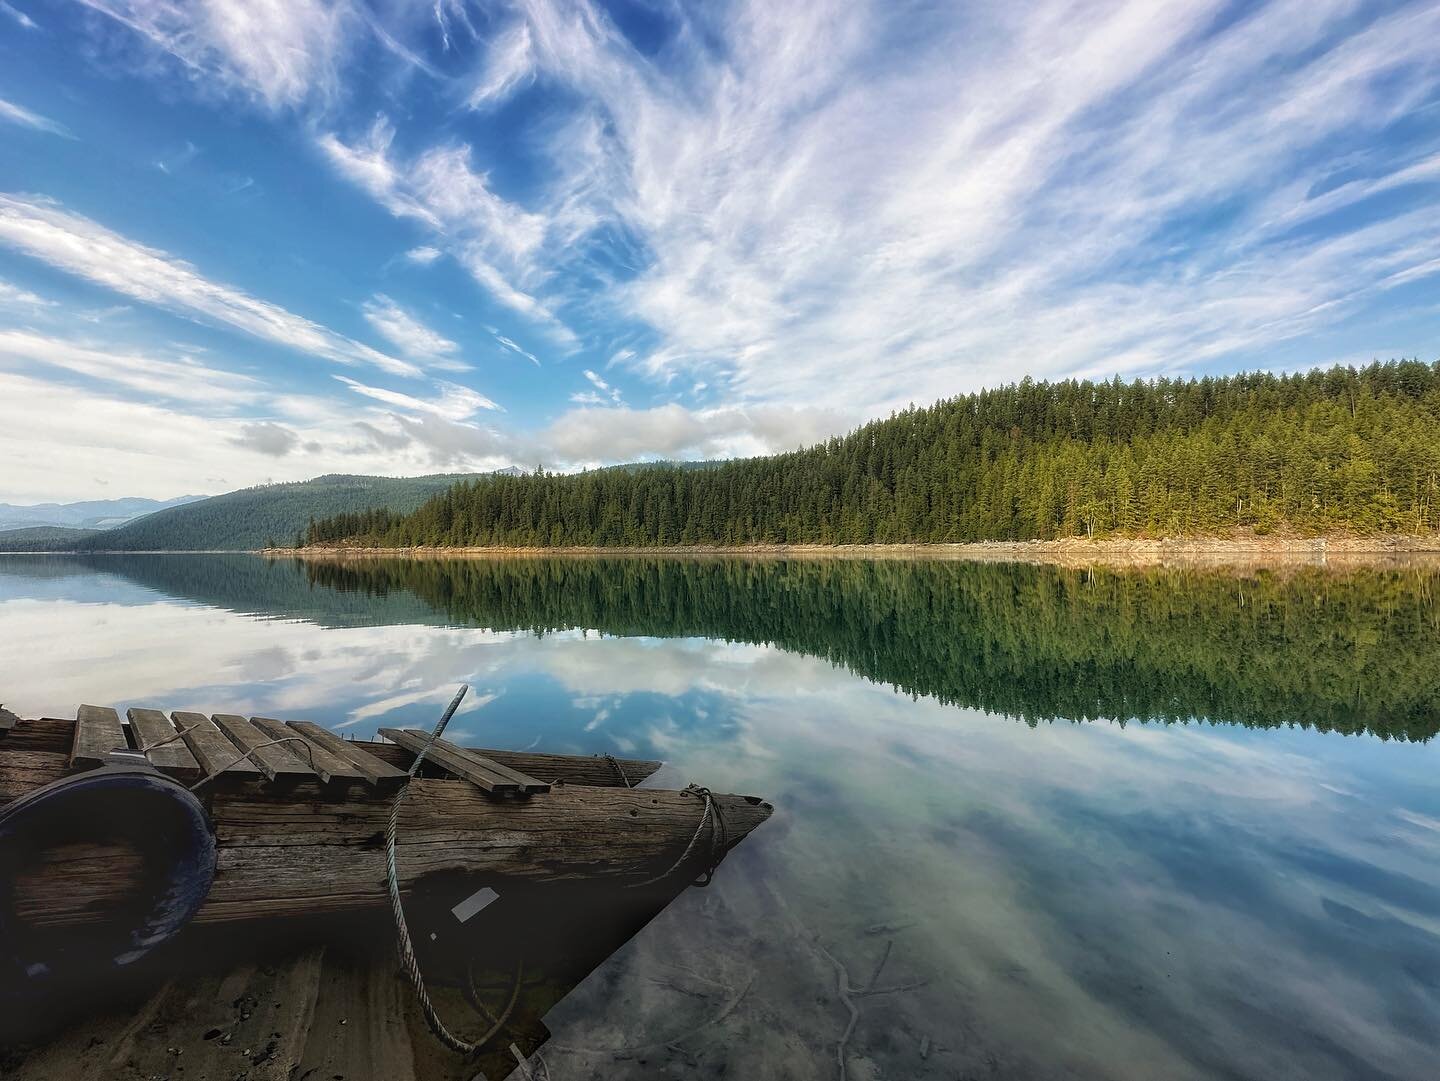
[0,764,216,984]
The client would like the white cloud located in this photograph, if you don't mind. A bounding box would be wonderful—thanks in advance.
[0,2,37,30]
[231,420,300,456]
[317,116,579,344]
[0,194,419,377]
[74,0,353,110]
[430,0,1440,417]
[333,374,500,418]
[0,328,258,405]
[538,402,848,464]
[581,367,621,404]
[361,294,464,369]
[0,279,54,309]
[0,98,73,138]
[466,20,534,108]
[494,333,541,367]
[405,245,443,265]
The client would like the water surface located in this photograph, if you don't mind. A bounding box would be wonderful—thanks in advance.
[2,554,1438,1080]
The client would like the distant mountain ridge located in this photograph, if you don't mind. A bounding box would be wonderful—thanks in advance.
[0,495,203,531]
[66,473,481,552]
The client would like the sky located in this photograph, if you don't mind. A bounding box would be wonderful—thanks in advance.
[0,0,1437,503]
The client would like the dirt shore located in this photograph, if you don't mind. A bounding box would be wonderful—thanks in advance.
[271,533,1440,569]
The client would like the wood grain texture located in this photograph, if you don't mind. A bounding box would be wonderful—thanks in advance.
[70,704,127,769]
[251,716,363,786]
[191,781,771,923]
[126,707,201,781]
[364,741,664,788]
[378,728,521,796]
[212,713,316,782]
[393,728,551,794]
[171,711,262,778]
[285,720,407,790]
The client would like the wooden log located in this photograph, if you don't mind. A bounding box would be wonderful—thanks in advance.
[70,704,127,770]
[0,748,68,804]
[212,714,316,783]
[190,782,772,923]
[393,729,550,795]
[126,707,201,782]
[171,711,262,779]
[10,783,772,927]
[378,728,521,797]
[361,742,662,788]
[251,717,364,787]
[285,721,407,791]
[0,716,73,754]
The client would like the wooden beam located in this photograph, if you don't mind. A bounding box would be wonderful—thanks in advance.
[377,729,520,797]
[395,729,550,794]
[250,717,364,787]
[171,712,261,779]
[284,721,407,791]
[71,704,127,770]
[212,714,316,784]
[126,707,202,782]
[360,741,663,788]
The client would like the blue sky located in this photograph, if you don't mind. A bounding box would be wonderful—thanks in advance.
[0,0,1437,502]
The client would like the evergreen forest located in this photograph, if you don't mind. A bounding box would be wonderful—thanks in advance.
[304,361,1440,548]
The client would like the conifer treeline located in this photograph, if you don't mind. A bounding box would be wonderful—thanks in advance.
[305,361,1440,548]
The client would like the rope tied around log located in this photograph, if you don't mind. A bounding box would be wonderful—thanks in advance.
[626,783,729,890]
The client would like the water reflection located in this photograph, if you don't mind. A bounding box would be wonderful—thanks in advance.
[1,554,1438,1080]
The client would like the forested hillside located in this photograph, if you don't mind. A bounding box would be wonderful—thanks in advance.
[73,474,474,552]
[0,526,101,552]
[306,361,1440,548]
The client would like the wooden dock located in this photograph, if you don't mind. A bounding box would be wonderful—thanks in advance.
[0,704,771,927]
[0,702,774,1079]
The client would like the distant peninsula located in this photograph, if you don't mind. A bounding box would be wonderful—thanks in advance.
[300,361,1440,553]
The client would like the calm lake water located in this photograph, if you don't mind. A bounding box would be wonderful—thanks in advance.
[2,553,1439,1080]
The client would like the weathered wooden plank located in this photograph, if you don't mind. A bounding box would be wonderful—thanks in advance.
[361,741,663,788]
[250,717,364,786]
[285,721,407,791]
[212,714,316,783]
[125,707,202,781]
[378,728,520,796]
[70,704,128,770]
[171,711,262,779]
[395,729,550,794]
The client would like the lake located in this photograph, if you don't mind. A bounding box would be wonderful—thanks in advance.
[2,553,1439,1080]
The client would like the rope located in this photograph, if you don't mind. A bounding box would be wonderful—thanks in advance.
[603,753,632,788]
[384,684,510,1056]
[137,723,322,791]
[625,784,729,890]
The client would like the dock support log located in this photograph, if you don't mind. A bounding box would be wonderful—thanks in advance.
[17,781,772,928]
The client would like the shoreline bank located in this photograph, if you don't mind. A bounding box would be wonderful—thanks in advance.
[267,534,1440,569]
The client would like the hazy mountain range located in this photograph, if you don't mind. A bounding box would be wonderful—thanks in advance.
[0,495,204,531]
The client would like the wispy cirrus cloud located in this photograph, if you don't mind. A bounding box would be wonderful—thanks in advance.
[0,328,258,404]
[333,374,501,418]
[361,294,464,370]
[0,194,419,377]
[0,2,37,31]
[317,116,578,343]
[0,97,73,138]
[73,0,353,110]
